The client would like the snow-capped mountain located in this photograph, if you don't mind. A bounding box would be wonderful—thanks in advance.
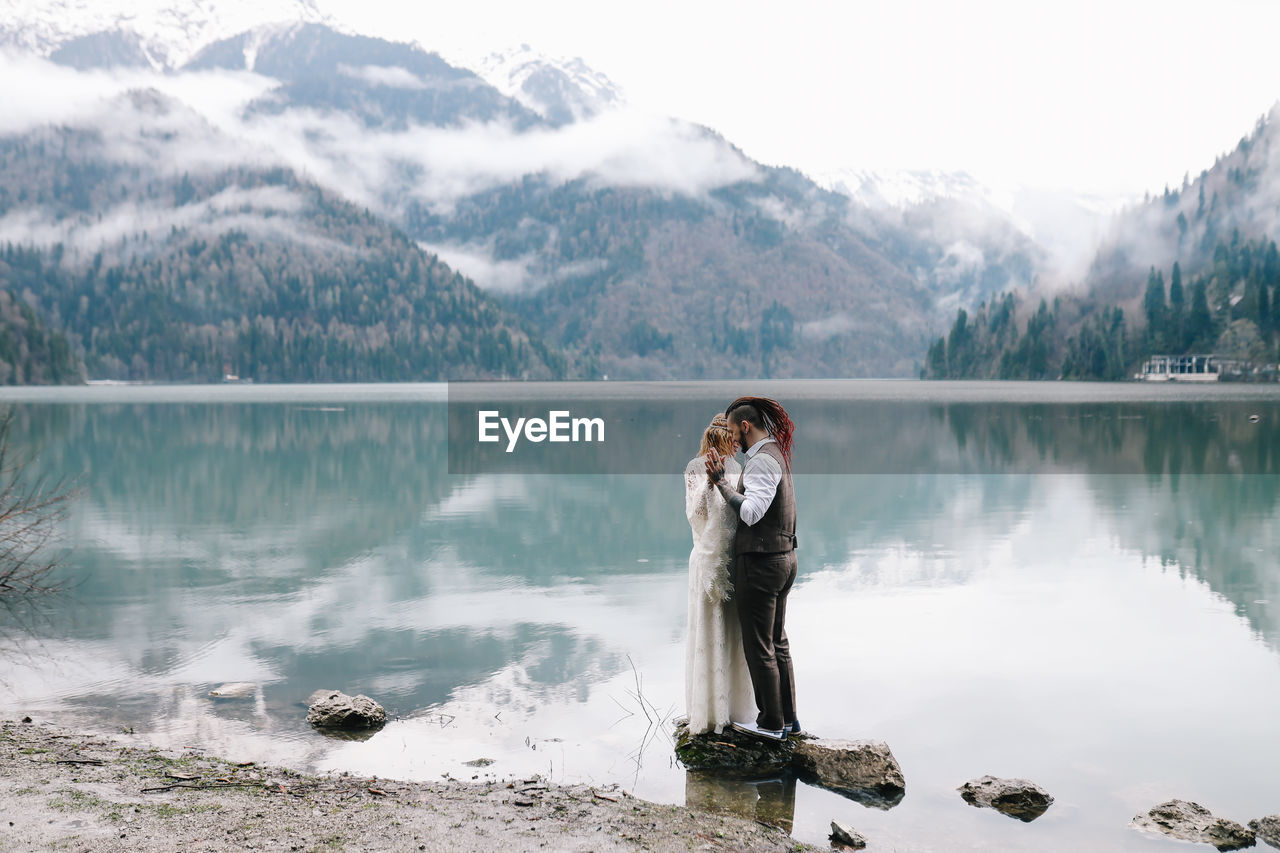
[0,0,332,68]
[817,167,995,210]
[820,166,1129,280]
[469,44,623,124]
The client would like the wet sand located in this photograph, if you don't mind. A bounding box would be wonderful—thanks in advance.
[0,718,818,852]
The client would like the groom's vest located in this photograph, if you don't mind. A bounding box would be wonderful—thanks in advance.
[733,441,797,555]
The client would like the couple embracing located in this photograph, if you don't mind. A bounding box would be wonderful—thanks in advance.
[683,396,799,741]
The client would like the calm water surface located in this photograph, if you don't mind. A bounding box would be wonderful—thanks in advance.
[2,381,1279,851]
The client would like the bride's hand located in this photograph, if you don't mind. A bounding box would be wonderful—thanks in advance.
[704,451,725,484]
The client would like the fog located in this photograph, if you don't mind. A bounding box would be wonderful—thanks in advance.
[0,51,762,291]
[1,45,1191,307]
[0,52,757,207]
[0,184,354,258]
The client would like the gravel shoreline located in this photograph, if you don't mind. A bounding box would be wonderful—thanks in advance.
[0,718,819,852]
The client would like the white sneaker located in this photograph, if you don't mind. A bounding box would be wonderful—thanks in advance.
[730,720,787,742]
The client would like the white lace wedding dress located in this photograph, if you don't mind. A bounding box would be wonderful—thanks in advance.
[684,455,756,734]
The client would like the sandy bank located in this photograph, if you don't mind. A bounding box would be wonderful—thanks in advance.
[0,719,818,852]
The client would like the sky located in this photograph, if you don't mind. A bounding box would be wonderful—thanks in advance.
[326,0,1280,200]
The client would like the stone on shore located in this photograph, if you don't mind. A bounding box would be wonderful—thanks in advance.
[1130,800,1256,851]
[1250,816,1280,850]
[958,776,1053,822]
[829,820,867,849]
[791,739,906,809]
[306,690,386,730]
[672,719,793,776]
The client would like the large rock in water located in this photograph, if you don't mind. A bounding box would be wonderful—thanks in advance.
[672,720,793,777]
[306,690,386,730]
[958,776,1054,822]
[1131,800,1256,851]
[791,738,906,809]
[1250,816,1280,850]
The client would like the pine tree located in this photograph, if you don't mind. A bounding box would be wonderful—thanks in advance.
[1188,279,1213,350]
[1168,263,1186,351]
[1259,281,1271,338]
[1143,267,1167,350]
[926,337,947,378]
[946,309,970,377]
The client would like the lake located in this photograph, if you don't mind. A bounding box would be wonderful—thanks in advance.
[1,380,1279,851]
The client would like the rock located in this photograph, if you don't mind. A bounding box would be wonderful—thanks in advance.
[208,682,257,700]
[306,690,386,730]
[958,776,1054,822]
[305,689,337,708]
[672,719,793,777]
[1249,816,1280,850]
[464,758,496,767]
[791,738,905,810]
[1131,800,1256,851]
[829,820,867,849]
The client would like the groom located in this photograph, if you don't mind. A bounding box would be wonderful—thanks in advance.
[705,396,798,742]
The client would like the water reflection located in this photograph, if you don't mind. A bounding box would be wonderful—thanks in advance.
[1,385,1279,851]
[685,771,798,833]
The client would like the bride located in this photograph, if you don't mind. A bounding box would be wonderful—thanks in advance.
[684,414,756,734]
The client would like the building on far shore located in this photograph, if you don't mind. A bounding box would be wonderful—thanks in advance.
[1135,354,1275,382]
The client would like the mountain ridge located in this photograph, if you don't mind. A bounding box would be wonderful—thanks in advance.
[1,15,1077,380]
[0,0,332,67]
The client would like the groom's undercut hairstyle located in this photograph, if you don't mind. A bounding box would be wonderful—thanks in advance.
[727,402,762,431]
[726,396,795,464]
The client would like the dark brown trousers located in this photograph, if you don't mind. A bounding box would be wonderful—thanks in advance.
[732,550,797,731]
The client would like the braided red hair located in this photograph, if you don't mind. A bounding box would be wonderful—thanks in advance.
[725,396,795,465]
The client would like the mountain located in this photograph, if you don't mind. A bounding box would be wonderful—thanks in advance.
[408,165,945,378]
[0,0,331,68]
[924,105,1280,381]
[471,45,624,125]
[47,29,155,69]
[1086,107,1280,307]
[183,23,544,131]
[818,167,990,210]
[819,166,1124,285]
[0,17,1055,380]
[171,26,1033,377]
[0,88,563,382]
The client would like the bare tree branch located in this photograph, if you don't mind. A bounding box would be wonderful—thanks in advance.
[0,409,78,597]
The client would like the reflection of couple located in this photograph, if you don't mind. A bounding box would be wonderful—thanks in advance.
[683,396,799,741]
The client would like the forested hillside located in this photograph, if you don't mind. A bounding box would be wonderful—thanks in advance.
[924,106,1280,380]
[0,111,563,382]
[0,22,1053,382]
[410,167,1041,378]
[0,288,80,384]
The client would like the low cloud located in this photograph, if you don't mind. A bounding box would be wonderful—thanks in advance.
[419,242,537,294]
[0,53,756,208]
[419,239,612,295]
[0,185,351,258]
[0,52,759,288]
[936,240,985,282]
[337,64,428,89]
[801,312,867,342]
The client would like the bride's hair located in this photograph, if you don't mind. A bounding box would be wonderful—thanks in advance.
[725,396,794,464]
[699,414,736,457]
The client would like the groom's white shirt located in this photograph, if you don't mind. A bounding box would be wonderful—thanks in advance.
[738,436,782,526]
